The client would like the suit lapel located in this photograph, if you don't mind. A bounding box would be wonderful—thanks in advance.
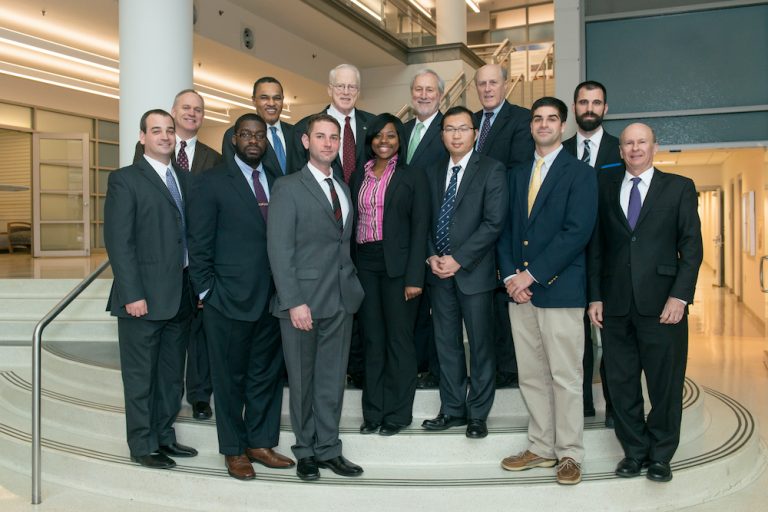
[300,166,340,227]
[477,101,511,153]
[455,151,480,207]
[226,160,261,218]
[383,164,404,213]
[635,168,665,228]
[517,159,534,222]
[410,112,443,164]
[528,151,568,223]
[609,172,630,232]
[354,110,368,164]
[137,158,177,209]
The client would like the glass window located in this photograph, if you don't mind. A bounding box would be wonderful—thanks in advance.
[36,110,93,137]
[0,102,32,129]
[97,120,119,142]
[493,8,526,29]
[98,142,119,168]
[529,4,554,24]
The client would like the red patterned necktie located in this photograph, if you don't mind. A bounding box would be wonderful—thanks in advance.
[342,116,355,184]
[325,178,343,231]
[177,139,189,172]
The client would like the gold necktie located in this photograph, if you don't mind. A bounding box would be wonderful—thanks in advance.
[528,158,545,216]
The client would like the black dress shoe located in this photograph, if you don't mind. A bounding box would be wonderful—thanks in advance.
[465,419,488,439]
[615,457,646,478]
[495,371,519,389]
[583,405,596,417]
[379,421,408,436]
[317,455,363,477]
[296,456,320,481]
[360,420,381,434]
[421,414,467,431]
[604,410,615,428]
[192,401,212,420]
[158,442,198,457]
[131,453,176,469]
[646,461,672,482]
[346,373,364,389]
[416,372,440,389]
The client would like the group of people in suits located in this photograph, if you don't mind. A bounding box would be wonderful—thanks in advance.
[104,62,702,486]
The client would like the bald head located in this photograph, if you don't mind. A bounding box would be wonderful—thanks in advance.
[620,123,658,176]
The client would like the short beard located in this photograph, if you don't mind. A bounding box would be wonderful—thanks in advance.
[576,113,603,132]
[235,148,262,167]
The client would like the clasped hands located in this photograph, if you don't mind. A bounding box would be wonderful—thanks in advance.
[505,269,533,304]
[428,255,461,279]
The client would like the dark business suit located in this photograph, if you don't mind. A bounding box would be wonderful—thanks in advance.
[403,113,447,377]
[426,151,508,420]
[134,139,222,407]
[268,166,365,460]
[186,158,285,455]
[563,129,623,418]
[104,157,193,457]
[497,149,597,461]
[588,168,702,463]
[351,161,429,426]
[474,100,535,379]
[222,121,296,179]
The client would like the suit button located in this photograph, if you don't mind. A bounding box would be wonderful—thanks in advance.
[631,236,637,242]
[523,240,529,246]
[523,261,528,267]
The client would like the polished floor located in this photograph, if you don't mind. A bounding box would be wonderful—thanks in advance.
[0,256,765,510]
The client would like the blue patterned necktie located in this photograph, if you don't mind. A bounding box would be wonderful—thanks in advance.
[581,139,591,164]
[627,177,642,230]
[476,112,493,152]
[435,165,461,255]
[165,168,187,260]
[270,126,286,174]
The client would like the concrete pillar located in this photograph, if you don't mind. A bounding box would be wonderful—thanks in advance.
[119,0,193,166]
[436,0,467,45]
[554,0,584,136]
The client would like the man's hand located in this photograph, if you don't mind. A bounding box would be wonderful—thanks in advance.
[404,286,422,301]
[587,301,603,328]
[505,270,533,303]
[659,297,685,325]
[431,255,461,279]
[290,304,313,331]
[125,299,148,317]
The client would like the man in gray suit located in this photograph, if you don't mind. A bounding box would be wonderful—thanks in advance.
[267,113,365,481]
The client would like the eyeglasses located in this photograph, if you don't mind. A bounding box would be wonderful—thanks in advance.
[237,130,266,141]
[443,126,474,134]
[331,83,359,93]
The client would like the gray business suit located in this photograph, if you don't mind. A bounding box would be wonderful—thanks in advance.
[267,165,364,460]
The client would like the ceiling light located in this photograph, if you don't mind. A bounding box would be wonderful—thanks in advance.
[350,0,382,21]
[466,1,480,14]
[0,60,119,99]
[408,0,432,18]
[0,27,118,73]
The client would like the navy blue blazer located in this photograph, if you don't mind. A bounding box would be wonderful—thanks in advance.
[497,149,597,308]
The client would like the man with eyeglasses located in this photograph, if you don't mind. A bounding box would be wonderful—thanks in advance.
[421,106,508,440]
[187,113,294,480]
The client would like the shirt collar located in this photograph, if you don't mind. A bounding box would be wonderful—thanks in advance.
[327,104,356,121]
[267,120,282,132]
[534,144,564,169]
[625,167,655,185]
[449,150,474,171]
[416,110,439,131]
[307,162,335,183]
[483,101,505,119]
[143,154,172,175]
[576,126,603,148]
[176,135,197,148]
[234,154,263,177]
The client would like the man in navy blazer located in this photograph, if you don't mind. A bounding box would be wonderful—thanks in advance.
[497,97,597,485]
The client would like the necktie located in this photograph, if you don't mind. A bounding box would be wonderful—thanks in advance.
[581,139,591,164]
[164,168,187,260]
[342,116,356,184]
[435,165,461,255]
[325,178,343,231]
[270,126,287,174]
[177,139,189,172]
[527,158,545,216]
[406,122,424,164]
[476,112,493,152]
[627,177,642,230]
[251,169,269,223]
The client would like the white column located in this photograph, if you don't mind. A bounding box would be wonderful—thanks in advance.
[554,0,584,136]
[436,0,467,45]
[119,0,193,166]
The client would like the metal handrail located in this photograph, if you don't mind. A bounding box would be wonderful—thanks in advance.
[442,71,471,111]
[31,258,112,504]
[505,72,526,101]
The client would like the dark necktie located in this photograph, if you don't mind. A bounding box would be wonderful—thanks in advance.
[325,178,343,231]
[164,168,186,260]
[476,112,493,152]
[627,177,642,230]
[581,139,591,164]
[251,169,269,223]
[435,165,461,255]
[270,126,287,174]
[342,116,355,184]
[177,139,189,172]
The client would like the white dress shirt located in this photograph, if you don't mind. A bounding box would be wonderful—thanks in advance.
[267,121,286,152]
[576,127,604,168]
[444,150,474,192]
[619,167,654,217]
[233,154,270,200]
[143,154,187,267]
[307,162,350,227]
[327,104,356,162]
[176,135,197,167]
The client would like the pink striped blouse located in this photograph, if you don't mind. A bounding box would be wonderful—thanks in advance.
[356,155,398,243]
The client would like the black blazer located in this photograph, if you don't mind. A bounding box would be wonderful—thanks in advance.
[290,106,375,181]
[563,130,624,172]
[587,168,703,317]
[221,121,295,181]
[351,162,430,287]
[186,159,275,321]
[473,101,534,170]
[133,140,222,174]
[104,158,191,320]
[425,151,508,295]
[403,112,447,172]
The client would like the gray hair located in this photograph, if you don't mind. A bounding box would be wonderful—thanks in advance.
[410,68,445,95]
[329,64,361,86]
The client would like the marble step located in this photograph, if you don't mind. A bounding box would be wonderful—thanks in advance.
[0,278,112,298]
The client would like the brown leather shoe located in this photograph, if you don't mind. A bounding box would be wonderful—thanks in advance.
[501,450,557,471]
[246,447,295,469]
[225,454,255,480]
[556,457,582,485]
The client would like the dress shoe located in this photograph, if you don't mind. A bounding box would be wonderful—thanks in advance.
[604,410,615,428]
[615,457,647,478]
[583,405,596,417]
[379,421,408,436]
[556,457,582,485]
[297,457,320,481]
[495,371,519,389]
[465,419,488,439]
[225,454,255,480]
[192,401,212,420]
[346,372,364,389]
[158,442,198,458]
[131,453,176,469]
[317,455,363,477]
[246,447,295,469]
[646,461,673,482]
[416,372,440,389]
[501,450,557,471]
[360,420,381,434]
[422,414,467,431]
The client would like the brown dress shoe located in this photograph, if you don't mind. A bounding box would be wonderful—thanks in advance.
[246,447,295,469]
[501,450,557,471]
[225,454,255,480]
[556,457,582,485]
